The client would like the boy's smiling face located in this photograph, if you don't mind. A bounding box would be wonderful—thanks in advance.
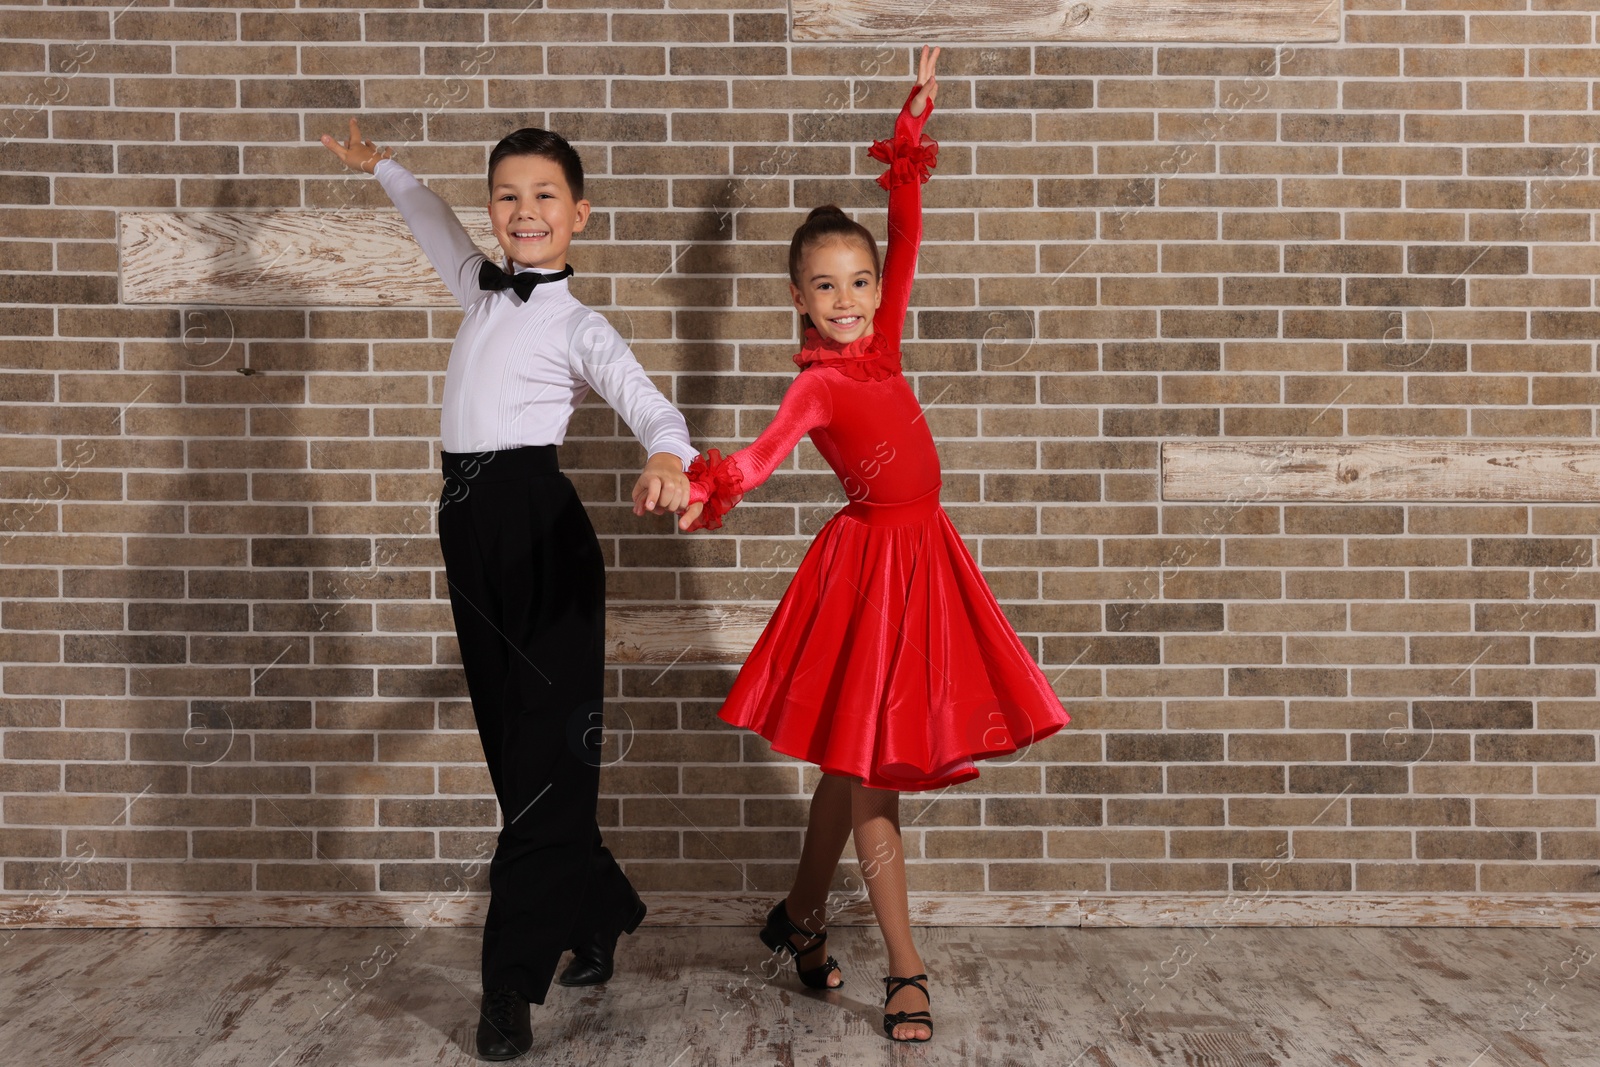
[488,153,590,272]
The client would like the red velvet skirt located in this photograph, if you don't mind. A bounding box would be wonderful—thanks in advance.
[717,485,1070,791]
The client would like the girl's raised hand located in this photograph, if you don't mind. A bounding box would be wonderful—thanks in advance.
[910,44,941,117]
[320,118,392,174]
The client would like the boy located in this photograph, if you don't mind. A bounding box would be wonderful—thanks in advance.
[321,119,692,1060]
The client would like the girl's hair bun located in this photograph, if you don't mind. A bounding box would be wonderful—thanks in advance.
[805,205,850,222]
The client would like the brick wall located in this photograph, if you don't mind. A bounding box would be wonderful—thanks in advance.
[2,0,1598,918]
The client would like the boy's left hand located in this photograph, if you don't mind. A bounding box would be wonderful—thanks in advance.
[320,117,393,174]
[632,452,691,516]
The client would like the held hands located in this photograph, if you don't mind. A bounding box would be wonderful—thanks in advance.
[319,117,393,174]
[632,452,693,518]
[910,44,941,118]
[629,452,706,531]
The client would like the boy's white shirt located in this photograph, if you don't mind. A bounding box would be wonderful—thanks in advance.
[373,157,695,468]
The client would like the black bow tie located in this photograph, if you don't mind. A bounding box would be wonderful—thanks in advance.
[478,260,574,301]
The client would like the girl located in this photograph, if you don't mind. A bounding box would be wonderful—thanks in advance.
[677,46,1071,1043]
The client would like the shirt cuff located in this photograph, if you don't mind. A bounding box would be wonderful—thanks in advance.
[648,447,698,472]
[643,432,699,471]
[371,156,411,189]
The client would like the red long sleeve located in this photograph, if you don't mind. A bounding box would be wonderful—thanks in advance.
[871,85,936,348]
[685,371,833,530]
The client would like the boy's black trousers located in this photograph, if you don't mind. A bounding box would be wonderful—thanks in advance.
[437,445,638,1004]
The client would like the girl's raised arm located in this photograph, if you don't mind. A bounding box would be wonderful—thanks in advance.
[872,45,940,347]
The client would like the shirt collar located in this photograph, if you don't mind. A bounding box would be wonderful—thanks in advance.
[503,256,569,279]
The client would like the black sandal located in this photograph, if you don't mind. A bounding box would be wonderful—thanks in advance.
[882,973,933,1042]
[758,899,843,989]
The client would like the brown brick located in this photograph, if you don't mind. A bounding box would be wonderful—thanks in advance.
[1472,668,1600,700]
[1291,765,1411,795]
[1046,766,1162,795]
[1107,733,1224,763]
[983,798,1099,828]
[1351,799,1469,830]
[1476,733,1595,763]
[1037,631,1123,670]
[1469,145,1589,179]
[1110,862,1227,891]
[1471,538,1592,569]
[989,863,1106,891]
[1294,830,1410,860]
[1139,576,1273,611]
[1172,828,1288,859]
[1229,668,1347,698]
[1479,797,1595,829]
[1356,862,1476,892]
[1408,180,1529,215]
[1413,699,1534,731]
[1420,831,1529,863]
[1480,864,1600,893]
[1348,15,1465,45]
[1106,602,1223,633]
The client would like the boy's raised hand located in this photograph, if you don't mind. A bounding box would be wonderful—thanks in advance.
[910,44,941,117]
[320,118,393,174]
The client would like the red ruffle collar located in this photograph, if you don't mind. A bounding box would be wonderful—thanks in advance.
[792,325,902,382]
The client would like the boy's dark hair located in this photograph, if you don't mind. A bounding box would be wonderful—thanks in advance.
[487,127,585,199]
[788,205,881,331]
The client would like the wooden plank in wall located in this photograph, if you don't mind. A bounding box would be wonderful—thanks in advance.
[119,209,501,307]
[1163,440,1600,502]
[605,604,771,664]
[790,0,1340,43]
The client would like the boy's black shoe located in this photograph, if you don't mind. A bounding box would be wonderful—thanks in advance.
[557,890,648,987]
[476,987,533,1061]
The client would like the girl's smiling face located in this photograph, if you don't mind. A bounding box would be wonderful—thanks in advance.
[487,154,590,272]
[790,238,883,345]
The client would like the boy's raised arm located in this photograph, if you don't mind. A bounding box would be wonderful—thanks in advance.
[321,119,488,310]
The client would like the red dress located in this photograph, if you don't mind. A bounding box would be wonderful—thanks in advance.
[684,86,1070,792]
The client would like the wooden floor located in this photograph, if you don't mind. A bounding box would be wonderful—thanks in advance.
[3,925,1597,1066]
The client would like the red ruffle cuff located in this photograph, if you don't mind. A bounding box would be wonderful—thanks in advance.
[868,133,939,192]
[685,447,746,531]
